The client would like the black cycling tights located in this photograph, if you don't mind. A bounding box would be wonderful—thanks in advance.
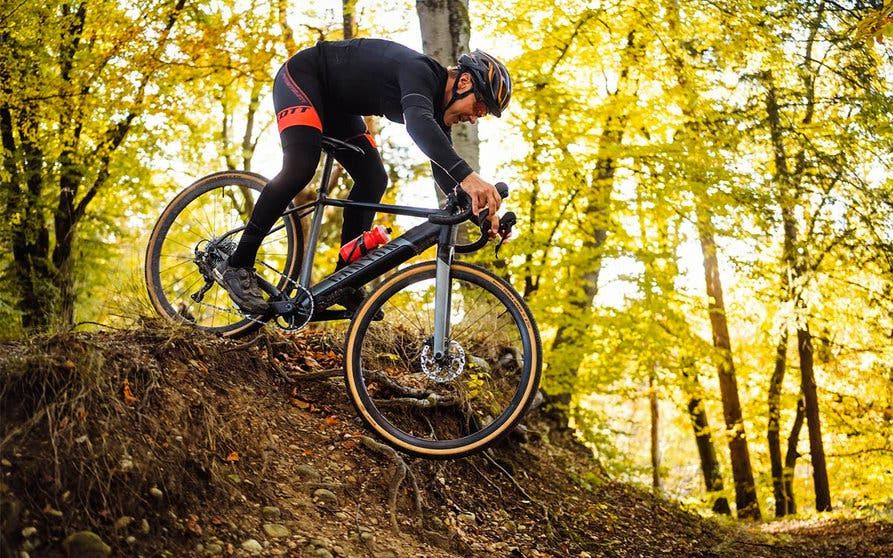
[228,125,388,270]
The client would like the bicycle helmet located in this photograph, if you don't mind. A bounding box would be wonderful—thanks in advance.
[454,50,512,118]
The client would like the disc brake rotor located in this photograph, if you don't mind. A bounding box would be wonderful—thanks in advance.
[420,340,466,383]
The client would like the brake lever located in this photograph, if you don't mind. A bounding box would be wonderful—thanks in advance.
[494,212,516,258]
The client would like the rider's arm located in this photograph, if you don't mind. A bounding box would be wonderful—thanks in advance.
[399,65,473,185]
[431,161,457,193]
[403,103,473,184]
[399,65,500,233]
[426,132,500,234]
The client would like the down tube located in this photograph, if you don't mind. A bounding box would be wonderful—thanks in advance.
[309,221,440,302]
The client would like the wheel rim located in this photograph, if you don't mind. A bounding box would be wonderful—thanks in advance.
[151,180,297,332]
[351,267,533,451]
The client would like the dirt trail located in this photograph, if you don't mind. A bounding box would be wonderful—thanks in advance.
[1,326,890,558]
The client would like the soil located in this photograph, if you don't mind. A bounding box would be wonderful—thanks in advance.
[0,325,890,558]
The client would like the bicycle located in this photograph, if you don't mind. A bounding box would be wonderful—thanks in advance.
[145,135,542,458]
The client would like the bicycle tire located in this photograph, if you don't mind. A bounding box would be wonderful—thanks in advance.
[145,170,303,337]
[344,261,541,459]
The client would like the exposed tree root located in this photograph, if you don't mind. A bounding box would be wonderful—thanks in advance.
[372,394,456,408]
[482,450,554,537]
[289,368,342,381]
[359,436,422,534]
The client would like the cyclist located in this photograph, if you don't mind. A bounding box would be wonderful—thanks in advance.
[215,38,512,314]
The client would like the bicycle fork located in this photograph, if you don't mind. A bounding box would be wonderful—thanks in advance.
[432,225,457,361]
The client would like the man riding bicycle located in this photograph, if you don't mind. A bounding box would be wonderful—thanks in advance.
[215,38,512,314]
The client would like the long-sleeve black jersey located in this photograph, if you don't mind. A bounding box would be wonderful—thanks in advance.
[290,39,474,190]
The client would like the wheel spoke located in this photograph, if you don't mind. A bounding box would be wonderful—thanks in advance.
[158,257,196,275]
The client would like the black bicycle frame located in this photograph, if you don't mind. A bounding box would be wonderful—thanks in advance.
[266,137,463,333]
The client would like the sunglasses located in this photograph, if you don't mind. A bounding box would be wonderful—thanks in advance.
[471,87,490,117]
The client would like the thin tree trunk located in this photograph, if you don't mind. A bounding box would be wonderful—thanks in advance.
[545,30,638,424]
[798,324,832,511]
[241,79,262,171]
[767,79,832,513]
[768,330,796,516]
[342,0,357,40]
[696,212,761,520]
[277,0,298,54]
[784,395,806,515]
[682,366,730,514]
[9,110,56,329]
[649,368,661,491]
[762,5,832,513]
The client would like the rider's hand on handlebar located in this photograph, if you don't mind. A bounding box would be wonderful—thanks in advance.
[459,173,501,236]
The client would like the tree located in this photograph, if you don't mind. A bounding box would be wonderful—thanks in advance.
[682,363,731,514]
[1,0,190,330]
[695,208,762,519]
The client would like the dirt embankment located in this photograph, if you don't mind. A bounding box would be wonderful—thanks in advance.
[1,326,890,558]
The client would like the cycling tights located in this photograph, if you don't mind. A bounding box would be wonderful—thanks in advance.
[229,56,388,270]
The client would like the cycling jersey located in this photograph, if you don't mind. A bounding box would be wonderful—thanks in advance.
[279,38,474,190]
[229,39,482,287]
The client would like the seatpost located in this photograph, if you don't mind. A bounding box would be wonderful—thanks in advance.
[298,151,335,288]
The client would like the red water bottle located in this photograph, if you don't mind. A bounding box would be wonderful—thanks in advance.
[339,225,391,264]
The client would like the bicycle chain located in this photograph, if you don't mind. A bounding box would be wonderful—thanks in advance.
[191,298,269,326]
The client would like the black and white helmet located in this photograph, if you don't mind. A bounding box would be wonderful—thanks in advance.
[457,50,512,117]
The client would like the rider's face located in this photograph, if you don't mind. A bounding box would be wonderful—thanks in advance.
[443,73,489,126]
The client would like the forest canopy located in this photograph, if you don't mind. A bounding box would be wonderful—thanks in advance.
[1,0,891,519]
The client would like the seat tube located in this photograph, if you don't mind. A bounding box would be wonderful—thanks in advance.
[298,152,335,288]
[432,224,457,359]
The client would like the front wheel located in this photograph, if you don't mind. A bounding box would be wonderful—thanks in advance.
[344,262,542,459]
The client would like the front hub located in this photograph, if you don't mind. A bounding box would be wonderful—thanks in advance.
[420,339,466,383]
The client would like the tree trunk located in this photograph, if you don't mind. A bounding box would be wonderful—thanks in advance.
[544,30,638,425]
[763,8,832,513]
[277,0,298,54]
[696,212,761,520]
[415,0,477,173]
[2,26,57,330]
[649,368,661,491]
[768,330,796,516]
[342,0,357,40]
[4,0,186,330]
[8,105,57,330]
[798,324,832,511]
[784,395,806,514]
[682,366,730,514]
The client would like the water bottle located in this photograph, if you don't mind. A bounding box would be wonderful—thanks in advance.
[339,225,391,264]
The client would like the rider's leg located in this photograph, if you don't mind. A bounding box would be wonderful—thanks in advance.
[321,115,387,314]
[219,56,324,313]
[229,58,325,268]
[326,115,388,270]
[228,128,321,268]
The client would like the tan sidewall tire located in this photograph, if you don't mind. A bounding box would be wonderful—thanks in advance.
[344,261,541,458]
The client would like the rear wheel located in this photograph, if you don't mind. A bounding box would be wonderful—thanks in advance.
[344,262,541,459]
[145,171,303,337]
